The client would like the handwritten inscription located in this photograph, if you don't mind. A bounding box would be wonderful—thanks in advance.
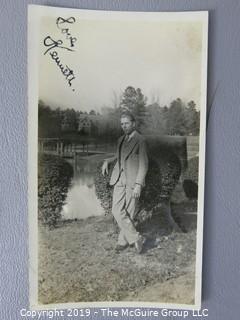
[56,17,77,47]
[43,17,77,91]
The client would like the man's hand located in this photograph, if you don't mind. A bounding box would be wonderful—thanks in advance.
[102,161,109,176]
[132,184,142,198]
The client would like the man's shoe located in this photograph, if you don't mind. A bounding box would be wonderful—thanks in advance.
[115,244,128,253]
[134,236,145,254]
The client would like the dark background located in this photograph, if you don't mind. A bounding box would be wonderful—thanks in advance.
[1,1,240,319]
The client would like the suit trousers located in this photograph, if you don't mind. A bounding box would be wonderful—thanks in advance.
[112,171,140,245]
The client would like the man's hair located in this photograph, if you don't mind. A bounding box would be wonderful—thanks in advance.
[120,111,136,122]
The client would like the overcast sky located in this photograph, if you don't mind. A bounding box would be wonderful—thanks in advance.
[39,15,203,112]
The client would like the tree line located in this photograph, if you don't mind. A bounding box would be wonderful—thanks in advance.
[38,86,200,140]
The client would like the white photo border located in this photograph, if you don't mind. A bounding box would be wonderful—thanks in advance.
[28,4,208,311]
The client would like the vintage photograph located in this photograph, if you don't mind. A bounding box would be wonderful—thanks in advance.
[28,5,208,309]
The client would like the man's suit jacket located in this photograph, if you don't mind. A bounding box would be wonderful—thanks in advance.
[109,131,148,188]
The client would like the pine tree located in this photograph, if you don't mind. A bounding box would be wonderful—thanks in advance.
[120,86,148,130]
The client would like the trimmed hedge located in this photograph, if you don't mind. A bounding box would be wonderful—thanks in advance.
[38,154,73,227]
[183,156,199,199]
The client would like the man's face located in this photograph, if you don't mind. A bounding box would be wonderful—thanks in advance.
[121,116,135,135]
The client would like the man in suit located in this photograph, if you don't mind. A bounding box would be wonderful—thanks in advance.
[102,112,148,253]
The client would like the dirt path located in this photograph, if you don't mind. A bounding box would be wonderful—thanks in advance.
[38,210,196,305]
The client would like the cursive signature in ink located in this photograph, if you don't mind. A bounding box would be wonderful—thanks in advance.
[43,36,74,55]
[56,17,77,47]
[43,36,76,91]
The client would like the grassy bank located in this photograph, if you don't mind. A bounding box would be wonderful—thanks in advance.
[39,211,196,304]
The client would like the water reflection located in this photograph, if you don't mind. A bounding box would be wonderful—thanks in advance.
[61,155,108,220]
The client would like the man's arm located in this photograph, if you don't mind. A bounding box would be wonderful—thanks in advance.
[102,155,116,176]
[132,138,148,198]
[102,140,119,176]
[103,154,117,165]
[135,138,149,186]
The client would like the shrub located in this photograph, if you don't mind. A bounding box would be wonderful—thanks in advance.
[38,154,73,228]
[183,156,199,199]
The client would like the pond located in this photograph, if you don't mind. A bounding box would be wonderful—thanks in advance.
[61,154,112,220]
